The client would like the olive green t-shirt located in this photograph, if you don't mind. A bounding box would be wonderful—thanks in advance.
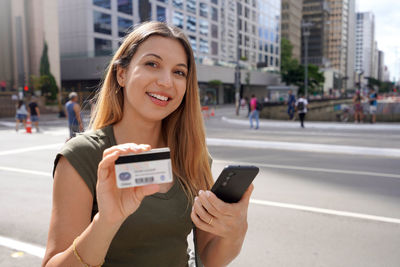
[54,125,193,267]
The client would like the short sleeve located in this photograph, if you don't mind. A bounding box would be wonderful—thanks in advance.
[53,134,105,197]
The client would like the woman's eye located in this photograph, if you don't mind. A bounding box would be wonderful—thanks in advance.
[145,62,157,67]
[175,70,187,77]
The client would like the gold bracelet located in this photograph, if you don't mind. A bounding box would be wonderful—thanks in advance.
[72,236,104,267]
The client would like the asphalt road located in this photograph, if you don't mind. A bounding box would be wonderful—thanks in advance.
[0,106,399,266]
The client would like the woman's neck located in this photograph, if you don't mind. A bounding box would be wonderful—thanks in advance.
[113,115,165,148]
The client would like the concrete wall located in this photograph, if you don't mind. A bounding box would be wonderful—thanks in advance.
[260,99,400,122]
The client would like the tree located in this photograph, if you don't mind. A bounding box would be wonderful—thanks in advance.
[39,41,58,101]
[280,38,299,85]
[280,38,324,95]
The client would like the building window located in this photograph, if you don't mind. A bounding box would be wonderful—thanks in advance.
[93,0,110,9]
[187,0,196,14]
[199,2,208,18]
[172,11,183,28]
[94,38,112,56]
[118,0,132,15]
[199,38,209,53]
[199,20,208,36]
[118,17,132,37]
[211,41,218,55]
[189,35,197,52]
[211,7,218,22]
[157,6,166,22]
[211,0,218,4]
[173,0,183,9]
[93,11,112,35]
[211,24,218,38]
[158,0,168,3]
[187,16,196,32]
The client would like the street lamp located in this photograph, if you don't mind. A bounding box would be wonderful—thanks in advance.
[302,21,312,98]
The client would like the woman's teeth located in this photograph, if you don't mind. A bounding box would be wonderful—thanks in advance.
[148,92,169,101]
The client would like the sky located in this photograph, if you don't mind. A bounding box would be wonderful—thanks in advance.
[357,0,400,81]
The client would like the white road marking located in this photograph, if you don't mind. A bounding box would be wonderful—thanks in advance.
[0,166,51,177]
[207,138,400,158]
[214,159,400,179]
[0,236,45,258]
[1,197,399,260]
[0,143,63,156]
[250,199,400,225]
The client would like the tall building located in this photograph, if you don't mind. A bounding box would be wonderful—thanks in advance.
[281,0,302,62]
[377,50,385,81]
[301,0,330,67]
[326,0,356,91]
[0,0,60,91]
[237,0,281,70]
[59,0,281,104]
[355,12,375,79]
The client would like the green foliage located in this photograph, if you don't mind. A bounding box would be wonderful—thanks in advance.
[280,38,324,95]
[208,80,222,87]
[39,41,58,101]
[365,77,395,93]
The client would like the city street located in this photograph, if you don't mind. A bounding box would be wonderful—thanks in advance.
[1,106,400,266]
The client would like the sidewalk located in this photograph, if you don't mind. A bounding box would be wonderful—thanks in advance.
[211,104,400,131]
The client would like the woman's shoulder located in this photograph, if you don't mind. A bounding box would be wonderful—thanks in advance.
[62,125,114,156]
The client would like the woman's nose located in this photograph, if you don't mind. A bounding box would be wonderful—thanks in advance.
[156,70,172,88]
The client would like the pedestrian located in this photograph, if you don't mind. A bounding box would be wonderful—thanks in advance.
[249,94,259,129]
[368,87,378,123]
[15,100,28,132]
[296,94,308,128]
[28,96,40,132]
[42,21,253,267]
[286,89,296,120]
[65,91,84,139]
[352,90,364,123]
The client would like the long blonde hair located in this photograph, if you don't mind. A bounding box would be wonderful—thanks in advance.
[90,21,213,201]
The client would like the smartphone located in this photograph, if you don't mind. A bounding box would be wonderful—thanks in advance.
[211,165,259,203]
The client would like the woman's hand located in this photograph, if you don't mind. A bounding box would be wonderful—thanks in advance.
[96,143,160,225]
[191,184,254,241]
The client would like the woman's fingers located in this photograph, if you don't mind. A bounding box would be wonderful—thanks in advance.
[133,184,160,201]
[103,143,151,158]
[193,196,215,224]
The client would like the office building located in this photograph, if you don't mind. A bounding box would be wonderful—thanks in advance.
[0,0,60,91]
[301,0,330,67]
[59,0,281,104]
[326,0,356,91]
[355,12,375,79]
[281,0,302,62]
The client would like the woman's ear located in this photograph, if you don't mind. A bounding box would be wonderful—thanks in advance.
[116,66,126,87]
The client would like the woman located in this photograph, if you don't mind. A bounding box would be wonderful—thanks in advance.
[42,22,253,267]
[353,90,364,123]
[15,100,28,132]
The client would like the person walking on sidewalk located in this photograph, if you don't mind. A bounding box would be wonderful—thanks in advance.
[42,21,252,267]
[368,87,378,123]
[249,94,259,129]
[296,94,308,128]
[15,100,29,132]
[65,92,83,139]
[286,90,296,120]
[28,96,41,132]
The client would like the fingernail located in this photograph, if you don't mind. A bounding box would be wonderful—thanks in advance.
[206,191,211,197]
[194,196,198,202]
[199,190,204,196]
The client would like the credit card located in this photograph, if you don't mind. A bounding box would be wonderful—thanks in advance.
[114,147,172,188]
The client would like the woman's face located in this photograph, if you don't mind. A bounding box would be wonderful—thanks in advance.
[117,35,188,123]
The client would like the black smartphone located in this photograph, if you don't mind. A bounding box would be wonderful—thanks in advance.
[211,165,259,203]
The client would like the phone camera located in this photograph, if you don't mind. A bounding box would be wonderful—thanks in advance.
[228,172,235,177]
[222,181,228,187]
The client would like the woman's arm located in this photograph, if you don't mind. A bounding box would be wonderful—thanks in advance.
[191,184,254,266]
[43,144,160,267]
[42,156,121,266]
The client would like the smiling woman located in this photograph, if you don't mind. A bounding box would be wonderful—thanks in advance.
[42,21,253,267]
